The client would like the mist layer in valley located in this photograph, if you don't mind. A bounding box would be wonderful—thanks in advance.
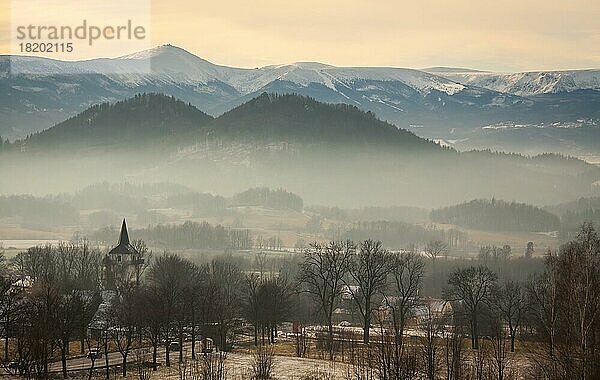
[1,93,598,209]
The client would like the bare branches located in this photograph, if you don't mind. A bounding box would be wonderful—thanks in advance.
[491,280,526,352]
[346,239,393,343]
[384,250,425,350]
[425,240,448,262]
[299,241,353,360]
[446,265,497,349]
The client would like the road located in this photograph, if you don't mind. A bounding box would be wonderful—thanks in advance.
[47,343,189,373]
[4,336,350,380]
[47,343,351,380]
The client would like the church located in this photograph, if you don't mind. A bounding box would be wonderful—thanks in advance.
[103,219,144,289]
[89,219,144,338]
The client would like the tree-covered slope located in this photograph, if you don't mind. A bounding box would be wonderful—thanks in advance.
[430,198,561,232]
[24,93,213,149]
[209,93,440,150]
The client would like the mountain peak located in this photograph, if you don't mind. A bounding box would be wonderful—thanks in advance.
[114,44,243,83]
[424,66,487,73]
[289,62,335,69]
[118,44,200,61]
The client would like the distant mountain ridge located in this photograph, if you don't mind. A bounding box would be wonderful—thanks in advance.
[430,68,600,96]
[2,44,599,141]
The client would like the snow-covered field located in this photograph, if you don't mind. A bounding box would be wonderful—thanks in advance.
[153,352,350,380]
[227,353,349,380]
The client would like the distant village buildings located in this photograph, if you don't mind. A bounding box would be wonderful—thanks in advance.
[333,284,453,328]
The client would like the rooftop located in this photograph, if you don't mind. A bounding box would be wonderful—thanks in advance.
[108,219,139,256]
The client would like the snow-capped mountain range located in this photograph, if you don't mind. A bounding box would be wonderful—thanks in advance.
[2,44,599,140]
[428,67,600,96]
[7,45,468,95]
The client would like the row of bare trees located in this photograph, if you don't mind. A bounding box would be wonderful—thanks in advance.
[527,223,600,379]
[0,242,103,378]
[296,224,600,380]
[0,223,598,379]
[106,253,247,376]
[0,241,249,379]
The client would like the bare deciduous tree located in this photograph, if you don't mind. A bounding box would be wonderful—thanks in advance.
[487,324,511,380]
[425,240,448,262]
[446,265,497,349]
[528,259,559,358]
[385,251,425,352]
[443,323,464,380]
[491,280,526,352]
[299,241,353,360]
[108,282,139,377]
[418,299,446,380]
[346,239,393,344]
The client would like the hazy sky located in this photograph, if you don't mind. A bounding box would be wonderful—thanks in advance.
[1,0,599,71]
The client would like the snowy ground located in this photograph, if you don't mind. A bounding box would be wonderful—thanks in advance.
[226,353,350,380]
[148,352,350,380]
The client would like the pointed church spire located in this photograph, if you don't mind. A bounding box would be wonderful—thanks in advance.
[118,218,130,246]
[108,218,138,257]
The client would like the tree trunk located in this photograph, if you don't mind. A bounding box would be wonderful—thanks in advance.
[191,324,196,359]
[328,322,334,361]
[470,318,477,349]
[43,344,49,379]
[510,333,515,352]
[363,299,371,344]
[363,314,370,344]
[152,345,158,371]
[122,353,128,377]
[271,325,276,344]
[61,346,68,379]
[397,314,405,356]
[4,317,9,361]
[104,338,110,379]
[178,333,184,363]
[165,342,171,367]
[88,359,96,380]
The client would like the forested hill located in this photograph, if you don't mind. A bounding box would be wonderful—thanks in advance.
[22,93,214,149]
[430,198,560,232]
[548,197,600,239]
[231,187,303,211]
[546,196,600,216]
[17,92,442,152]
[209,93,441,150]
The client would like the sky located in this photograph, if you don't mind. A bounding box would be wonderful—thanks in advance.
[1,0,599,72]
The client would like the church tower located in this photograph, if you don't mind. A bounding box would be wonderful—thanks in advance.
[104,219,144,289]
